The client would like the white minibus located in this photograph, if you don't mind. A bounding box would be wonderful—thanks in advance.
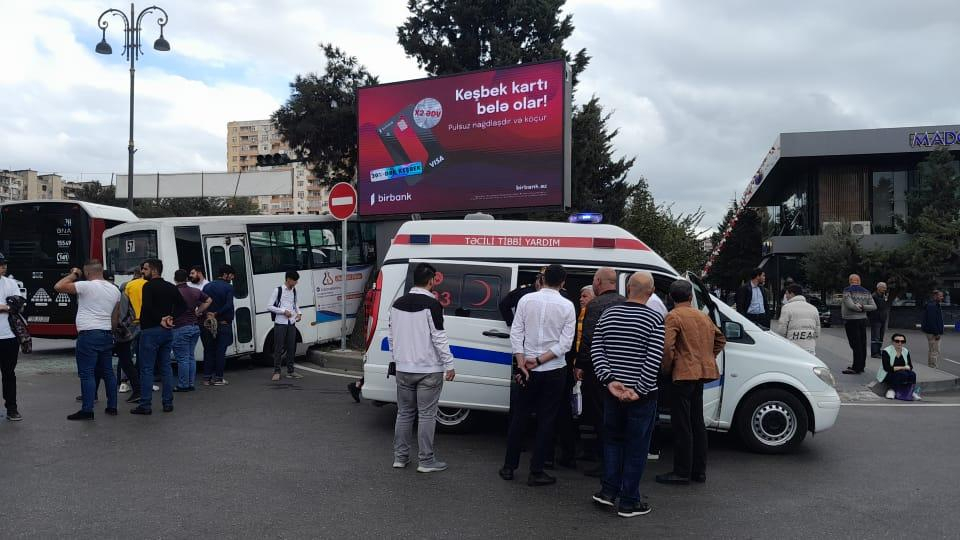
[103,215,376,360]
[361,219,841,454]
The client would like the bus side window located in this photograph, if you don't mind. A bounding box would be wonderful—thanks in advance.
[229,245,248,299]
[174,226,203,271]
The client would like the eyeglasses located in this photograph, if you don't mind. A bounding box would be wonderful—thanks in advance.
[893,339,906,344]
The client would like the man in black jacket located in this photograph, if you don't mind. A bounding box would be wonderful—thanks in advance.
[573,267,625,476]
[869,282,890,359]
[736,268,769,329]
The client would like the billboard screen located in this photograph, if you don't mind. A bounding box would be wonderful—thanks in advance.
[357,60,570,218]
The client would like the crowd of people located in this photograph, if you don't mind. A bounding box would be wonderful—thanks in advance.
[386,263,726,518]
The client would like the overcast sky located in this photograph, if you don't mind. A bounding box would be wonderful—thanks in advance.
[2,0,957,227]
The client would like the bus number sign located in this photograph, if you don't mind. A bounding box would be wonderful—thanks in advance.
[125,239,135,253]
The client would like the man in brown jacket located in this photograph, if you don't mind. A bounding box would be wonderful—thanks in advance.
[656,280,726,485]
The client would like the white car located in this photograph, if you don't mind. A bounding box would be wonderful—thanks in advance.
[362,218,841,454]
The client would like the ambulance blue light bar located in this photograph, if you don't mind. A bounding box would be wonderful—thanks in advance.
[568,213,603,224]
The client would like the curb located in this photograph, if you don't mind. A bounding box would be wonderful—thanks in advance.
[306,348,364,372]
[866,376,960,397]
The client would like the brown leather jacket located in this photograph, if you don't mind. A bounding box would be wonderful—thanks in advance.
[662,304,725,382]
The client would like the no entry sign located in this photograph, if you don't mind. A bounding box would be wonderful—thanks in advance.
[328,182,357,220]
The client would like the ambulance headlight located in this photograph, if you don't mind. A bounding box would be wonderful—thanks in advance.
[813,367,836,388]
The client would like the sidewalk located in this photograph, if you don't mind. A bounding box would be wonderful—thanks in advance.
[771,322,960,399]
[304,346,363,375]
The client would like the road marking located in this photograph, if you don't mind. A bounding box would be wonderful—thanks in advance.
[292,362,360,379]
[943,357,960,365]
[842,402,960,407]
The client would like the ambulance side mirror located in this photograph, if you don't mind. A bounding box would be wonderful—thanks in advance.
[723,321,744,340]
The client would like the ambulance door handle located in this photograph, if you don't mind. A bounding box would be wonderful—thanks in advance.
[483,330,510,339]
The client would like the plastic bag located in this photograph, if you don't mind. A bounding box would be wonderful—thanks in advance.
[571,380,583,418]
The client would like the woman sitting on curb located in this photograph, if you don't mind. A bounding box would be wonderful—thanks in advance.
[877,333,920,401]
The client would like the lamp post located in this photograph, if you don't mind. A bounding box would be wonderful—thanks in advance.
[95,3,170,210]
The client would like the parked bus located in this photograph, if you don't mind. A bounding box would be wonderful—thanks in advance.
[0,200,137,337]
[103,214,376,360]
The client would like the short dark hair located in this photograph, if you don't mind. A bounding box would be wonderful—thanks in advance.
[218,264,236,277]
[787,284,803,296]
[174,269,188,283]
[669,280,693,303]
[413,263,436,287]
[542,264,566,287]
[750,268,765,279]
[891,333,907,343]
[190,265,206,277]
[143,259,163,274]
[285,270,300,281]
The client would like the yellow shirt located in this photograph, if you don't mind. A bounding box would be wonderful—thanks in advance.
[575,308,587,352]
[124,278,146,321]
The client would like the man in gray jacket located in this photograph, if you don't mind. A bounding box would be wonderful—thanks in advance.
[389,263,456,473]
[841,274,876,374]
[778,284,820,355]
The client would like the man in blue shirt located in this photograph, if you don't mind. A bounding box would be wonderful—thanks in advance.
[736,269,769,329]
[201,265,236,386]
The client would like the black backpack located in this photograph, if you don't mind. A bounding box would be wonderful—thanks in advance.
[270,286,297,322]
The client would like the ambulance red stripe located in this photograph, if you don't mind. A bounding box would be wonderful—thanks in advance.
[393,234,650,251]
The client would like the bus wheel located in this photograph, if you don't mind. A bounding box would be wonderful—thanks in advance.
[436,407,476,433]
[736,389,808,454]
[252,335,274,367]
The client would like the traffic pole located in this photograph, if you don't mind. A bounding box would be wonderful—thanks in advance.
[339,216,348,351]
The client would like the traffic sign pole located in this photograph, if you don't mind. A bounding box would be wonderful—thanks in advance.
[327,182,358,352]
[340,216,348,351]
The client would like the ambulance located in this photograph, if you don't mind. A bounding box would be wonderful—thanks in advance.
[361,218,841,454]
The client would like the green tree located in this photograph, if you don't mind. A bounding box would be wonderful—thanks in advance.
[620,178,705,273]
[705,200,763,295]
[397,0,633,223]
[802,229,862,299]
[272,45,378,186]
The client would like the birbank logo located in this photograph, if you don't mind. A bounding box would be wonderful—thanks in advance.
[375,193,412,204]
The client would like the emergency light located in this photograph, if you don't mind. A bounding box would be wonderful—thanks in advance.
[568,213,603,224]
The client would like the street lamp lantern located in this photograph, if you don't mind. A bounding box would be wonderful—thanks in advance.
[95,3,170,210]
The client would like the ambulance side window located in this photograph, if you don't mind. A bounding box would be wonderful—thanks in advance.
[405,263,510,320]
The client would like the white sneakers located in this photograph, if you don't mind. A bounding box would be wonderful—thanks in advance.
[392,460,408,469]
[119,382,130,393]
[885,389,895,399]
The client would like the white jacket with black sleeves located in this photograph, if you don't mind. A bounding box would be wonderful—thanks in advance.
[388,287,454,373]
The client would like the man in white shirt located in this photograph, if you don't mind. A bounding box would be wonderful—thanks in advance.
[187,265,210,291]
[500,264,576,487]
[55,259,121,421]
[0,253,24,421]
[267,270,303,381]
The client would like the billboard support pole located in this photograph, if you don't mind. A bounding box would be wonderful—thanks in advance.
[339,216,348,351]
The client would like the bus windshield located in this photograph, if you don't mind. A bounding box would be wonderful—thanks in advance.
[105,230,159,275]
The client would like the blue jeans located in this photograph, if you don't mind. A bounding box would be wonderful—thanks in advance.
[202,323,233,381]
[172,325,201,388]
[601,392,657,506]
[76,330,117,412]
[139,326,174,410]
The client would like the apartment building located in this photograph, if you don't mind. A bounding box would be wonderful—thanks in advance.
[0,170,23,202]
[0,170,63,200]
[226,119,328,215]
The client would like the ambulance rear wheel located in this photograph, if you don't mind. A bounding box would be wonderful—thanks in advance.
[436,407,476,433]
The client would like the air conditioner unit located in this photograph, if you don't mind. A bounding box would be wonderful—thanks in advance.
[822,221,843,235]
[851,221,872,235]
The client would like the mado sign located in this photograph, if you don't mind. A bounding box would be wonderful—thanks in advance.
[357,60,571,218]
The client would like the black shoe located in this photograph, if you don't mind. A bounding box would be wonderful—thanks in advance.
[543,461,556,470]
[163,405,174,413]
[655,472,690,485]
[498,467,514,481]
[76,395,99,403]
[6,410,22,421]
[592,492,616,508]
[617,501,652,518]
[67,410,94,421]
[870,354,881,359]
[584,465,603,478]
[130,406,152,415]
[126,393,141,404]
[841,368,863,375]
[173,387,190,393]
[558,457,577,469]
[527,472,556,486]
[105,407,118,416]
[348,382,361,403]
[692,473,706,483]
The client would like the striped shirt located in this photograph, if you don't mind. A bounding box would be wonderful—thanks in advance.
[591,302,665,396]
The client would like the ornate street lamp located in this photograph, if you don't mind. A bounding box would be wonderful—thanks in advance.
[95,3,170,210]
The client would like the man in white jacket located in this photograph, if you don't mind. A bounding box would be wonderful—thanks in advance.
[778,284,821,355]
[389,263,455,473]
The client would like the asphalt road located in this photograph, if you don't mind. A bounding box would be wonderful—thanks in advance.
[2,361,959,539]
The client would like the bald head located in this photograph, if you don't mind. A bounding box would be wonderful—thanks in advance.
[592,267,617,295]
[849,274,861,286]
[626,271,654,302]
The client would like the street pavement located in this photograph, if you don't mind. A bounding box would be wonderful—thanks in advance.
[2,349,960,538]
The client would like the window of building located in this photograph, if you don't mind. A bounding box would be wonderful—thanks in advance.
[871,170,917,233]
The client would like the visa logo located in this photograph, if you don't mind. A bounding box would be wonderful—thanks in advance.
[428,155,445,168]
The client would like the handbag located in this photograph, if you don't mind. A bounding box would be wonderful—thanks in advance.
[6,295,32,354]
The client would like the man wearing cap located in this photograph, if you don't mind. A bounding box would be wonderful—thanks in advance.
[0,253,24,421]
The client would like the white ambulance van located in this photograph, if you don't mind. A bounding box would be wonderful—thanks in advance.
[361,219,841,454]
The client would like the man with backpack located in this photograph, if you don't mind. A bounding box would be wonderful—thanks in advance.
[107,270,142,404]
[267,270,302,381]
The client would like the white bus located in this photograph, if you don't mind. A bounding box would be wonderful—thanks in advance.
[103,214,376,360]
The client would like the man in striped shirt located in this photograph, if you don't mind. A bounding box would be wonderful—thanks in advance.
[590,271,664,518]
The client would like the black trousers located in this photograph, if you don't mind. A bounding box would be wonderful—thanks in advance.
[114,340,140,392]
[551,367,577,462]
[670,381,706,478]
[844,319,868,372]
[0,337,19,413]
[503,368,566,473]
[870,318,887,357]
[745,312,770,329]
[581,368,605,459]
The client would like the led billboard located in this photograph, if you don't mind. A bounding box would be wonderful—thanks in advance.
[357,60,571,218]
